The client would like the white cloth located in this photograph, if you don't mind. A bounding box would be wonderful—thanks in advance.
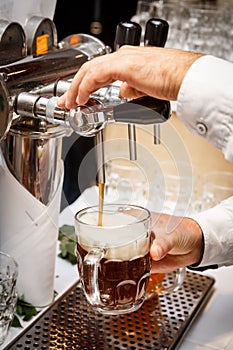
[0,150,64,307]
[177,55,233,268]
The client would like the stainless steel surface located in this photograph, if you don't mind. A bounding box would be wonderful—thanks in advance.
[128,123,137,160]
[1,117,66,205]
[24,16,57,55]
[154,124,161,144]
[15,92,171,137]
[0,34,107,141]
[0,79,11,141]
[5,270,214,350]
[0,20,27,65]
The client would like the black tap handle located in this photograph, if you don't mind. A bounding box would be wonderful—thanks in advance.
[114,21,142,50]
[144,18,169,47]
[113,96,171,125]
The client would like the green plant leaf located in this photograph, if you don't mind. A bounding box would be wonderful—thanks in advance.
[11,314,23,328]
[58,225,77,265]
[12,295,39,327]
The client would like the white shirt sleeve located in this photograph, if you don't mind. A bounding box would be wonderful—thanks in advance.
[190,197,233,268]
[177,55,233,268]
[177,55,233,163]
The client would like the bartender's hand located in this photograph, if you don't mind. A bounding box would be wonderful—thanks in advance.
[150,213,204,273]
[57,46,203,109]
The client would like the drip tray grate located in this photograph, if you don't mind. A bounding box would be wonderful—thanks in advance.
[7,271,214,349]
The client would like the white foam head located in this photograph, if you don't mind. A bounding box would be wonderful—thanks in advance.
[76,211,151,261]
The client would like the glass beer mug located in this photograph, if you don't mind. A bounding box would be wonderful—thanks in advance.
[75,204,152,315]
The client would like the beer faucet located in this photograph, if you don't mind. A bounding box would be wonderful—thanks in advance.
[0,28,171,196]
[114,21,142,161]
[144,18,169,144]
[14,93,171,135]
[0,33,107,142]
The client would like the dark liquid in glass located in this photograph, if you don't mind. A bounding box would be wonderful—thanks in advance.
[76,242,151,308]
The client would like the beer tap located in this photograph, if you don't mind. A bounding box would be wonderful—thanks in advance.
[14,92,171,135]
[114,21,142,161]
[144,18,169,144]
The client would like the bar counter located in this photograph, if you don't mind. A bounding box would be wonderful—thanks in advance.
[1,207,233,350]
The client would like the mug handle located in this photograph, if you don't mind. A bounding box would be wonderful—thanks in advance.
[83,247,105,306]
[147,267,186,299]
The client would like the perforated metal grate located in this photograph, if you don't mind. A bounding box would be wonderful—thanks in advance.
[6,271,214,350]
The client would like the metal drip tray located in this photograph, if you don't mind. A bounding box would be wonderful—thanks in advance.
[6,271,214,349]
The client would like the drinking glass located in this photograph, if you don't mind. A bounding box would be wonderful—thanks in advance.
[202,171,233,210]
[159,160,200,216]
[0,252,18,345]
[75,204,152,315]
[105,159,161,211]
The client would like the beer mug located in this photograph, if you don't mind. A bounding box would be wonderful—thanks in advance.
[75,204,152,315]
[146,268,186,299]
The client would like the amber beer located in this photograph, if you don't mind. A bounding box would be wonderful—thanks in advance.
[75,204,152,314]
[77,244,151,307]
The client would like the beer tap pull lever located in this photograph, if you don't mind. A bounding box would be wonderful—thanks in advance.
[114,21,142,161]
[15,93,171,136]
[144,18,169,144]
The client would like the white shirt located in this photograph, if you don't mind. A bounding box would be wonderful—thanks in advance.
[177,55,233,268]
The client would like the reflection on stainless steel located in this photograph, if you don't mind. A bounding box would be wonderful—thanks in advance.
[0,19,27,65]
[1,117,67,205]
[0,33,107,141]
[15,92,171,136]
[0,27,170,204]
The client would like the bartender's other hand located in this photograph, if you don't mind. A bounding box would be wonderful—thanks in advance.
[57,46,203,109]
[150,213,204,273]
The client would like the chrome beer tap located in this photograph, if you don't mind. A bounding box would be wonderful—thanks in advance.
[0,33,107,142]
[144,18,169,144]
[114,21,142,161]
[14,92,171,135]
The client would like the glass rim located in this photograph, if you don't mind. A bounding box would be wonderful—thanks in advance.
[75,203,151,228]
[0,251,18,275]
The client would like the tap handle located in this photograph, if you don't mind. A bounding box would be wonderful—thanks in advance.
[144,18,169,47]
[114,21,142,161]
[113,96,170,125]
[114,21,141,50]
[144,18,169,144]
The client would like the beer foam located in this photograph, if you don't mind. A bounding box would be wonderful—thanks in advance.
[77,212,150,261]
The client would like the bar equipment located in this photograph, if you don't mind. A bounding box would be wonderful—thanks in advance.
[0,8,216,349]
[144,18,169,145]
[0,19,27,65]
[0,30,108,306]
[5,272,215,350]
[115,21,142,161]
[0,15,171,308]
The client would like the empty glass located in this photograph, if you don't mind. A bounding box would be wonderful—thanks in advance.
[0,252,18,345]
[201,171,233,210]
[132,0,233,60]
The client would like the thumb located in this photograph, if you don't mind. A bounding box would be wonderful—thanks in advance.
[57,92,67,107]
[150,236,175,261]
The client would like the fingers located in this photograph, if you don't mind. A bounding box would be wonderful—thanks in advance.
[150,215,204,272]
[58,51,125,109]
[151,255,189,273]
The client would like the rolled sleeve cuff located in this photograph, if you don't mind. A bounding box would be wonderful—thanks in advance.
[190,197,233,268]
